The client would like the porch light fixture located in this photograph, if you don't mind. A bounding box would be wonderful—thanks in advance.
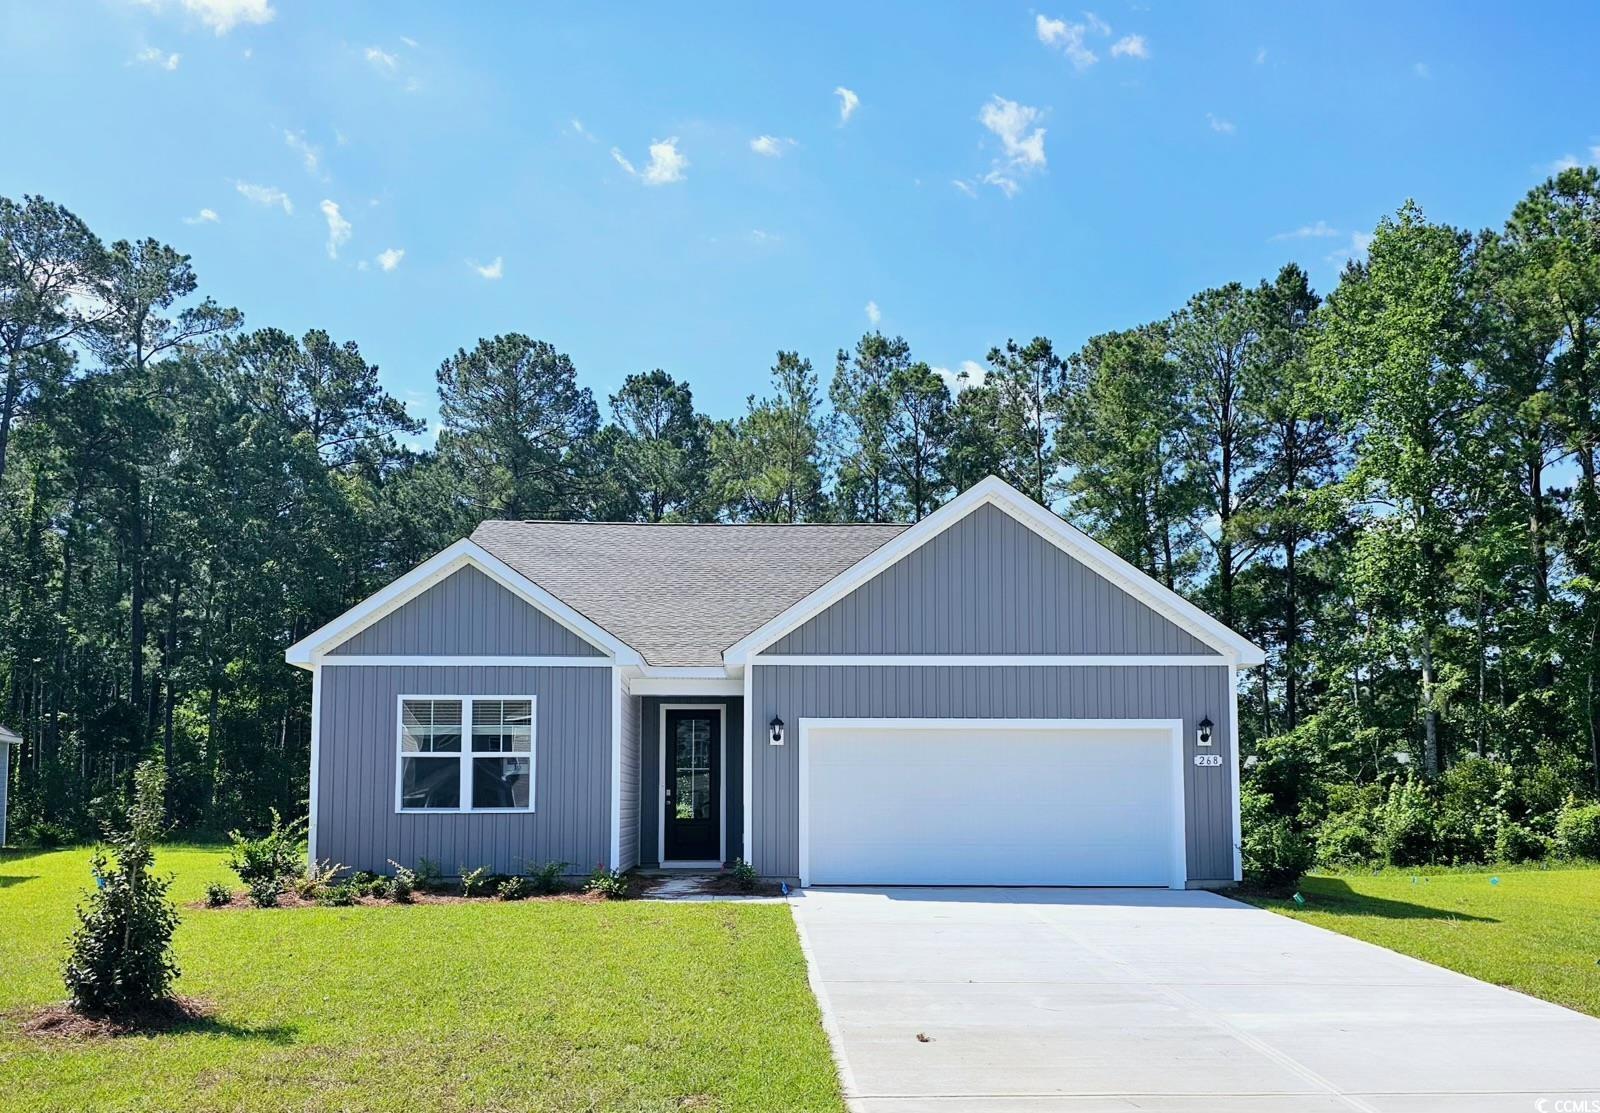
[768,716,785,746]
[1196,716,1214,747]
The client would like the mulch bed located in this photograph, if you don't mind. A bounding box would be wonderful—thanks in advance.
[190,887,610,911]
[16,996,214,1040]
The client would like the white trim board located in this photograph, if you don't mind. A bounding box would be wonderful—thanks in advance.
[306,663,321,865]
[723,476,1265,667]
[392,693,538,815]
[630,676,743,696]
[751,654,1231,668]
[657,703,728,867]
[320,655,612,668]
[796,716,1188,890]
[284,539,643,669]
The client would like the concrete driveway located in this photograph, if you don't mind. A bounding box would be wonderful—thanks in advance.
[789,887,1600,1112]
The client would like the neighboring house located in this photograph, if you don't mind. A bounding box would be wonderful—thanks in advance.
[0,724,19,847]
[285,477,1264,888]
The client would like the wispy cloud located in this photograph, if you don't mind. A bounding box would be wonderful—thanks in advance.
[750,134,797,157]
[319,199,350,259]
[611,138,688,185]
[183,208,220,225]
[834,86,860,125]
[1325,231,1374,266]
[133,46,181,71]
[1110,35,1149,60]
[569,119,596,143]
[284,130,322,176]
[1413,61,1431,79]
[951,179,977,198]
[978,95,1046,197]
[364,46,398,72]
[746,229,782,246]
[142,0,275,35]
[1545,147,1599,175]
[1035,13,1099,70]
[472,256,504,280]
[1206,113,1236,134]
[375,247,404,271]
[235,181,292,214]
[933,360,986,394]
[865,300,881,326]
[1271,220,1340,241]
[1255,46,1268,65]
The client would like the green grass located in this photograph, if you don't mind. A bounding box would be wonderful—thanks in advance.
[1242,863,1600,1017]
[0,845,844,1112]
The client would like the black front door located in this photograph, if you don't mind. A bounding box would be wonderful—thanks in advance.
[663,709,720,862]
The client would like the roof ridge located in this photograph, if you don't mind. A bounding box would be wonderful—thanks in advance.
[474,520,910,528]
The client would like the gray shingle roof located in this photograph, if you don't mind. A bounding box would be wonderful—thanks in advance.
[470,520,909,666]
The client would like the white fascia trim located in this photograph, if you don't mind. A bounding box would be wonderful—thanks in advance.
[796,717,1188,890]
[722,476,1266,667]
[319,655,613,667]
[637,665,733,679]
[307,663,321,866]
[1230,663,1243,883]
[284,538,644,669]
[609,665,624,870]
[630,676,743,697]
[742,663,753,864]
[751,654,1231,668]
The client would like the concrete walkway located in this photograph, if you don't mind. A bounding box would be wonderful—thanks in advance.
[789,887,1600,1112]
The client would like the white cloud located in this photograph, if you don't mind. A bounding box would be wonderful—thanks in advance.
[611,137,688,185]
[1207,113,1236,134]
[933,360,987,394]
[750,134,797,157]
[865,300,881,326]
[284,129,321,176]
[746,229,781,245]
[569,119,596,142]
[365,46,399,72]
[834,86,860,124]
[1110,34,1149,60]
[134,46,181,70]
[1546,148,1599,174]
[1325,231,1374,265]
[1271,220,1340,241]
[142,0,275,34]
[472,256,504,280]
[235,181,292,214]
[183,208,219,224]
[1413,61,1431,79]
[951,179,977,198]
[399,35,418,48]
[319,199,351,259]
[1084,11,1111,35]
[376,247,404,271]
[1035,14,1099,70]
[978,95,1047,196]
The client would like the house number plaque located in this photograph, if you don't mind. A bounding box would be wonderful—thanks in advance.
[1193,754,1224,768]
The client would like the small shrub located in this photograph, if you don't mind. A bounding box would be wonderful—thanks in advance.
[225,809,308,891]
[1314,817,1374,867]
[1555,801,1600,859]
[317,883,357,907]
[1493,821,1549,863]
[724,858,759,892]
[351,870,377,887]
[414,857,443,892]
[247,877,280,908]
[497,875,531,901]
[460,865,494,898]
[584,863,629,900]
[63,762,180,1015]
[386,861,416,902]
[1375,776,1437,866]
[365,877,392,899]
[525,860,569,894]
[25,820,74,849]
[203,882,233,908]
[293,858,347,900]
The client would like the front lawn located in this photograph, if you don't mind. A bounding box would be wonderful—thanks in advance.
[1242,864,1600,1018]
[0,845,843,1112]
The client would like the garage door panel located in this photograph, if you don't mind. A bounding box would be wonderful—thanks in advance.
[802,723,1181,887]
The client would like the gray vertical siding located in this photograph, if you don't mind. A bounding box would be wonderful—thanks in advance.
[329,566,606,657]
[617,690,640,871]
[637,696,744,867]
[316,664,612,876]
[751,664,1234,883]
[769,503,1216,656]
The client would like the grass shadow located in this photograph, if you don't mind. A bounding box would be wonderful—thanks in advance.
[1281,877,1499,923]
[15,998,300,1045]
[0,872,39,889]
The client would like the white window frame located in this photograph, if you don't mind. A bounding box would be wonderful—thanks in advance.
[394,694,538,814]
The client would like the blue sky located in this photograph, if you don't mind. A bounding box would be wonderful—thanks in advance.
[3,2,1597,441]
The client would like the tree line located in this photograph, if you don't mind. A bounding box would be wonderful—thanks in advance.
[3,167,1600,846]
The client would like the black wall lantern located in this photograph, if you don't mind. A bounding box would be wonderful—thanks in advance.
[768,716,786,746]
[1196,716,1214,747]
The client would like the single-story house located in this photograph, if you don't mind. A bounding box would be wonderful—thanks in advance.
[0,723,20,847]
[285,476,1263,888]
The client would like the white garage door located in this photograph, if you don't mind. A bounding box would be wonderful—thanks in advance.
[800,720,1185,888]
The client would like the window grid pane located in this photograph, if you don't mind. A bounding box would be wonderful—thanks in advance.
[400,697,534,811]
[472,699,533,753]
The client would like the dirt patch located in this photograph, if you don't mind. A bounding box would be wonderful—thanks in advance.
[16,996,215,1040]
[699,873,786,897]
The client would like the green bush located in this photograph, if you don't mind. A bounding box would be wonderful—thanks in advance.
[497,875,531,901]
[1555,801,1600,859]
[203,882,233,908]
[1375,776,1437,866]
[525,860,569,895]
[1241,788,1313,889]
[584,864,630,900]
[460,865,494,898]
[293,858,346,900]
[386,860,416,902]
[317,883,357,907]
[724,858,760,892]
[414,857,443,892]
[62,762,180,1015]
[1493,821,1549,862]
[1314,817,1375,867]
[247,876,279,908]
[225,808,307,890]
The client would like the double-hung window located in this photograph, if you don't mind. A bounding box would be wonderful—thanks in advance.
[398,696,535,812]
